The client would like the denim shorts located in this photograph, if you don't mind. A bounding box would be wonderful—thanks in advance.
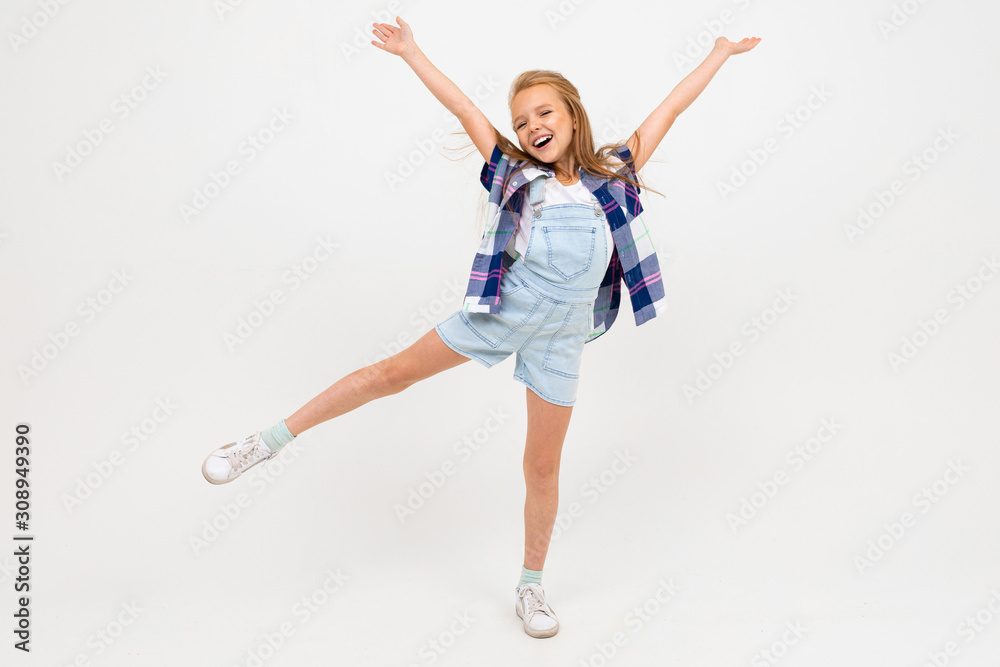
[435,176,610,406]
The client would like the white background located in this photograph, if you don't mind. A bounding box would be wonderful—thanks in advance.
[2,0,999,665]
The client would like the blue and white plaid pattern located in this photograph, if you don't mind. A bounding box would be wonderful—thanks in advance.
[462,142,667,343]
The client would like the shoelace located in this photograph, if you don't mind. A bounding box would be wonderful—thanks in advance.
[225,434,269,472]
[520,585,555,620]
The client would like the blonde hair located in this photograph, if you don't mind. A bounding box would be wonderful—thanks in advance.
[444,69,663,236]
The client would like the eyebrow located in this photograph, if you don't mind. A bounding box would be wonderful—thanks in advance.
[512,104,554,126]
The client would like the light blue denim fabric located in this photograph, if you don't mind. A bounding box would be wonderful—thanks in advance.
[435,174,610,406]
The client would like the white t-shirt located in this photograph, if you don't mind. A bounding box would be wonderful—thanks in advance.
[511,176,614,269]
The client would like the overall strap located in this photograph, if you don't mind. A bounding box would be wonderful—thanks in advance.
[528,174,546,209]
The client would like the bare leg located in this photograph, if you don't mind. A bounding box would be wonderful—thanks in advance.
[522,387,574,572]
[283,328,470,436]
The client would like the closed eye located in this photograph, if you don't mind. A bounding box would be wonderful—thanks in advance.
[516,110,552,131]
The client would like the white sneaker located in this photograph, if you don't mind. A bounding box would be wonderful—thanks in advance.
[514,583,559,638]
[201,431,274,485]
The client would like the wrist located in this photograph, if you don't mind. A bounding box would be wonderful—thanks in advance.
[401,43,423,63]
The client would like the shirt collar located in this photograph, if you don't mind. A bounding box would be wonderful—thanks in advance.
[518,160,610,195]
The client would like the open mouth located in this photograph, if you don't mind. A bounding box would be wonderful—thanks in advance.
[533,134,553,150]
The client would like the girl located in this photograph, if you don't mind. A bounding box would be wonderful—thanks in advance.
[201,16,760,639]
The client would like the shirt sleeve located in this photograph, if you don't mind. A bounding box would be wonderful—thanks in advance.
[609,143,640,195]
[479,142,505,193]
[611,143,637,177]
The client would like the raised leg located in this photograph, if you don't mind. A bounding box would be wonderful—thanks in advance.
[283,327,470,436]
[522,387,574,572]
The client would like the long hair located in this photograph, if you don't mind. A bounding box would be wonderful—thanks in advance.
[443,69,664,237]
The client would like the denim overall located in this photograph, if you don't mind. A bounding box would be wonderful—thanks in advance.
[435,174,610,406]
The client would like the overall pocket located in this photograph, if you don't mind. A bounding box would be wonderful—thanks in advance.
[542,225,596,281]
[499,268,524,296]
[542,304,589,379]
[462,270,539,349]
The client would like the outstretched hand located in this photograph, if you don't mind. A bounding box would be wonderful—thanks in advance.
[371,16,416,58]
[714,36,761,56]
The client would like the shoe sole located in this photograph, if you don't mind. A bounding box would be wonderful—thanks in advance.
[515,601,559,638]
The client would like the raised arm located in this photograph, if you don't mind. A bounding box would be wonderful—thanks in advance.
[626,36,761,173]
[372,16,497,162]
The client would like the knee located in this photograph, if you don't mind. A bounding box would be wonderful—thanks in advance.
[524,459,560,486]
[368,357,408,395]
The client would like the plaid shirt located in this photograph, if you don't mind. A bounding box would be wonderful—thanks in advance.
[462,142,667,343]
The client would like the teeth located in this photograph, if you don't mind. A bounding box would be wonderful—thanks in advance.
[533,135,552,147]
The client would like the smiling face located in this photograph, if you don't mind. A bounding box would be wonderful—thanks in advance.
[510,84,577,165]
